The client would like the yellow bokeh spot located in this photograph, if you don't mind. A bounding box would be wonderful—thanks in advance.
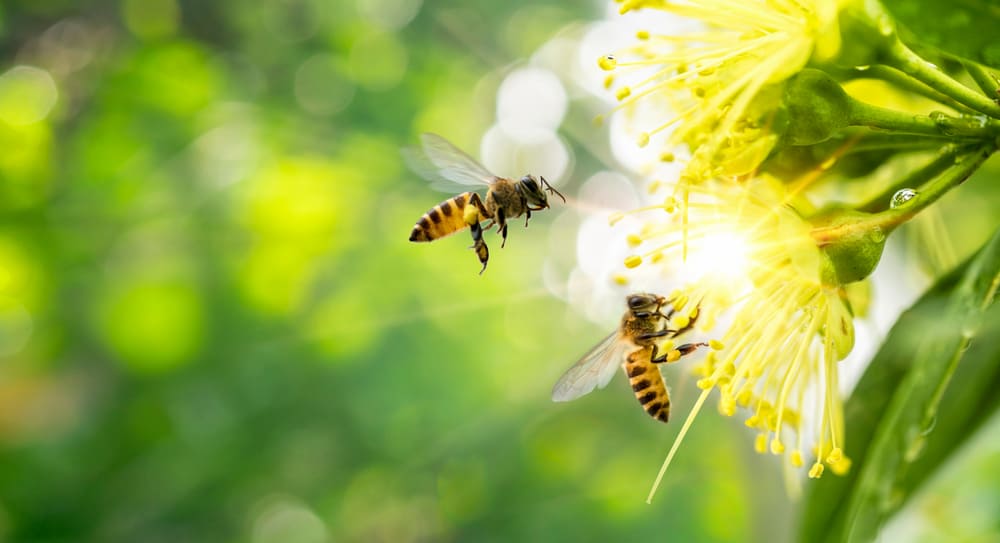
[636,30,650,40]
[603,74,615,90]
[613,274,629,286]
[637,132,650,147]
[830,456,852,475]
[98,279,204,373]
[626,233,642,247]
[0,66,58,126]
[659,152,675,162]
[624,255,642,268]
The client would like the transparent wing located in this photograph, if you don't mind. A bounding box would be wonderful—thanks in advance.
[411,133,496,189]
[551,331,630,402]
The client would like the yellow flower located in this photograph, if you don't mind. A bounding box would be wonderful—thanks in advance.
[600,0,842,180]
[616,175,856,502]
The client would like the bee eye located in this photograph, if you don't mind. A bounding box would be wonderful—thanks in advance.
[521,176,539,191]
[627,296,645,309]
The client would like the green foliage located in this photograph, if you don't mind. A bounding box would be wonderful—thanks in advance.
[882,0,1000,69]
[801,226,1000,542]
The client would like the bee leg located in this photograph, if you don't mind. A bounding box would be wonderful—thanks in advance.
[650,342,708,364]
[637,329,671,341]
[524,208,531,228]
[496,208,509,249]
[468,221,489,274]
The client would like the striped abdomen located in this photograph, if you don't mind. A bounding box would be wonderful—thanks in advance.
[409,192,483,242]
[623,347,670,423]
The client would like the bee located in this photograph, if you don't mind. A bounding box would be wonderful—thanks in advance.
[551,293,707,423]
[406,133,565,274]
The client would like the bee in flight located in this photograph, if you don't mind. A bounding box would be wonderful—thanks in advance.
[552,293,707,423]
[406,133,565,274]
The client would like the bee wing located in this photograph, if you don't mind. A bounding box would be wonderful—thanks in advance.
[402,133,496,191]
[551,331,630,402]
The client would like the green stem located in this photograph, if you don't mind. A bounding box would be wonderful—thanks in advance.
[847,98,1000,138]
[860,65,978,115]
[813,144,996,243]
[883,40,1000,119]
[963,61,1000,99]
[858,144,971,213]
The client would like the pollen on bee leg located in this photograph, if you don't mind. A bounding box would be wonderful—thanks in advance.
[668,349,683,363]
[463,204,479,225]
[671,314,690,329]
[624,255,643,268]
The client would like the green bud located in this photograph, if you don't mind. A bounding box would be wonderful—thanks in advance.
[781,69,851,146]
[812,207,887,285]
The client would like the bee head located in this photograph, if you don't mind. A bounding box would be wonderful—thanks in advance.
[626,293,662,313]
[518,175,565,208]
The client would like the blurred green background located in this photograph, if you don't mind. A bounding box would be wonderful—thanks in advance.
[6,1,998,542]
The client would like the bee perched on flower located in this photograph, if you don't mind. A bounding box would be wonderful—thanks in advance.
[608,175,858,501]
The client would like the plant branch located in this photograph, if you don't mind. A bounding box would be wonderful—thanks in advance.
[882,41,1000,119]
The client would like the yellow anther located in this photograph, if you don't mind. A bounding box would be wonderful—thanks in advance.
[830,456,852,475]
[637,132,650,147]
[650,251,664,263]
[615,86,632,101]
[659,151,675,162]
[608,212,624,226]
[745,415,760,428]
[754,434,768,454]
[668,350,682,363]
[603,74,615,89]
[672,315,690,329]
[696,377,714,389]
[722,362,736,376]
[808,462,825,478]
[826,447,843,464]
[790,450,804,467]
[709,339,725,351]
[624,255,642,268]
[661,340,675,352]
[613,274,629,286]
[719,397,735,416]
[663,196,677,213]
[598,54,617,71]
[736,390,752,406]
[673,294,689,311]
[770,439,785,455]
[626,233,643,247]
[636,30,650,40]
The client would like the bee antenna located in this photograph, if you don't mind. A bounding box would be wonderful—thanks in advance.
[540,176,566,203]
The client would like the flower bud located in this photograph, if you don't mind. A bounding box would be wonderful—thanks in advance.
[781,69,852,146]
[812,207,887,285]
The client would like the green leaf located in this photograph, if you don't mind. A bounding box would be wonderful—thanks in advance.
[881,0,1000,70]
[799,226,1000,543]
